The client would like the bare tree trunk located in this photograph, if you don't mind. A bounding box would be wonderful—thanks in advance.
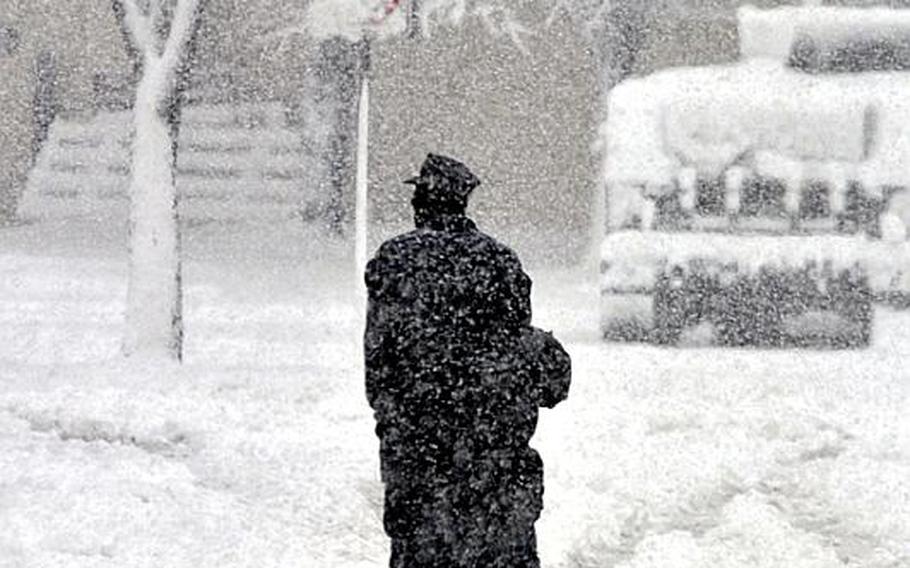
[116,0,204,361]
[31,51,58,161]
[123,57,184,360]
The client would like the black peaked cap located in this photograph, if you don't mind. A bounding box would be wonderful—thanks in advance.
[404,153,481,201]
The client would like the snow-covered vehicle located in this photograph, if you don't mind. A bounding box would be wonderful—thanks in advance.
[600,5,910,347]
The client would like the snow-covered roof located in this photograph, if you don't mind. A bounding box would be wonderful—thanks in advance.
[739,5,910,62]
[603,59,910,195]
[660,64,873,167]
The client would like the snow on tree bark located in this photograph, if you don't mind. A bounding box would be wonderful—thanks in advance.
[276,0,614,43]
[116,0,204,361]
[123,57,183,360]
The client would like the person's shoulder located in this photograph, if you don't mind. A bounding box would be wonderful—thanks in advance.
[373,230,422,255]
[368,229,440,270]
[371,224,520,264]
[519,326,564,351]
[470,228,522,263]
[366,232,422,287]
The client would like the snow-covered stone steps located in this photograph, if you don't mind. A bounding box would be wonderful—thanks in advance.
[181,103,289,128]
[22,179,306,220]
[39,142,126,172]
[177,150,303,174]
[179,178,305,199]
[18,103,319,222]
[180,126,301,150]
[35,175,126,199]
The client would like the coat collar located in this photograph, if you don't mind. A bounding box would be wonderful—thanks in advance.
[415,213,477,233]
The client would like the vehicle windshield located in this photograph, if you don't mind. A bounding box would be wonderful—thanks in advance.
[789,34,910,73]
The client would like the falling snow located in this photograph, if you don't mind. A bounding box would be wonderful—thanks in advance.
[2,1,910,567]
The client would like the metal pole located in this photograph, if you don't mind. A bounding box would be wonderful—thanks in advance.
[354,38,372,300]
[407,0,421,39]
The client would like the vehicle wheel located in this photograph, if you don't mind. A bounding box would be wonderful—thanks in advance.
[652,270,685,345]
[831,270,873,348]
[652,266,713,346]
[600,292,653,342]
[711,270,786,347]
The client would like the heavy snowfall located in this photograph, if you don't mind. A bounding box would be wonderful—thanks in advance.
[2,219,908,567]
[2,1,909,567]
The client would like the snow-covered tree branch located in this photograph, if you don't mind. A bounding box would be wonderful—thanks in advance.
[264,0,614,44]
[161,0,201,71]
[115,0,206,362]
[118,0,154,53]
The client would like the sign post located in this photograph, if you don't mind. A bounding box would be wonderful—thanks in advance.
[354,37,371,300]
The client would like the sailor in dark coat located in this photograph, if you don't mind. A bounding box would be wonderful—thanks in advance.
[364,154,571,568]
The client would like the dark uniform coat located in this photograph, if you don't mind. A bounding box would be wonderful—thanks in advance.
[365,213,571,568]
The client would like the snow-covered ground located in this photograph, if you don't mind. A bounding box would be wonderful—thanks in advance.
[1,219,908,568]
